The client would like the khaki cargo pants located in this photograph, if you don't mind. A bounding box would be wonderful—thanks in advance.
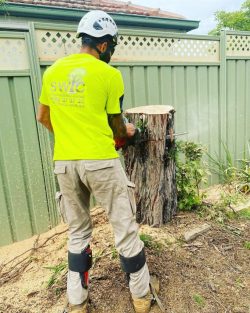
[54,158,150,305]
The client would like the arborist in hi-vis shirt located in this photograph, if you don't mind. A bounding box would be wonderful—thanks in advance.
[37,10,158,313]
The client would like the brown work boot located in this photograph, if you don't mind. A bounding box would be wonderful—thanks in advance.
[66,301,88,313]
[132,276,160,313]
[132,290,153,313]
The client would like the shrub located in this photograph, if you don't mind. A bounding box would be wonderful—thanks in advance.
[175,141,208,211]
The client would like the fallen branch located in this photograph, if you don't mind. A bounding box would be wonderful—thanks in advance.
[0,228,68,285]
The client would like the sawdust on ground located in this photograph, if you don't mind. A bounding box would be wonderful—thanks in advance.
[0,205,249,313]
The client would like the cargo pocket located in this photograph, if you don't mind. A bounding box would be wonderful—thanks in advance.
[85,160,116,184]
[54,165,66,175]
[55,191,67,223]
[127,181,136,215]
[84,160,114,172]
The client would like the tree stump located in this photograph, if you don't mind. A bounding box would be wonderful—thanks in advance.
[124,105,177,226]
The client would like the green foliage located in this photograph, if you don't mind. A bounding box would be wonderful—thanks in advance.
[207,142,236,183]
[44,262,67,288]
[235,277,245,288]
[236,159,250,193]
[208,142,250,193]
[193,294,205,307]
[209,0,250,35]
[238,208,250,220]
[200,189,243,224]
[139,233,163,251]
[175,141,208,211]
[135,117,147,132]
[244,241,250,249]
[220,190,243,207]
[111,246,118,259]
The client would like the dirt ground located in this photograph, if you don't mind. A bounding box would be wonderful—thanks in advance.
[0,204,249,313]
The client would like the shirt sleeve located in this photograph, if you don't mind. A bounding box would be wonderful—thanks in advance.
[106,70,125,114]
[39,69,50,106]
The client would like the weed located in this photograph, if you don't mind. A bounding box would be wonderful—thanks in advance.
[199,185,250,224]
[207,142,237,183]
[235,277,245,288]
[244,241,250,249]
[208,141,250,193]
[139,233,163,251]
[111,247,118,259]
[44,262,67,288]
[238,208,250,220]
[220,190,244,207]
[193,294,205,307]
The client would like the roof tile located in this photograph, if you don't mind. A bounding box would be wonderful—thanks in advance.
[6,0,186,19]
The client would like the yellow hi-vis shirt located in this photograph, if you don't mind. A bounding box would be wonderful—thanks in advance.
[39,53,124,160]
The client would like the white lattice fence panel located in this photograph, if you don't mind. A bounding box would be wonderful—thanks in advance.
[226,34,250,57]
[114,35,219,62]
[35,29,220,63]
[0,38,29,70]
[35,30,81,61]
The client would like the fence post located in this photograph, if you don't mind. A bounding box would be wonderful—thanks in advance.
[27,22,59,227]
[219,30,227,163]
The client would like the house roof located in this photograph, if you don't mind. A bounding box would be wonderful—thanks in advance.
[1,1,199,32]
[6,0,186,20]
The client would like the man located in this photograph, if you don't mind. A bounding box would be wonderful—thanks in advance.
[37,10,154,313]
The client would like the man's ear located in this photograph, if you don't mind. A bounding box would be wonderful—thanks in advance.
[97,42,108,53]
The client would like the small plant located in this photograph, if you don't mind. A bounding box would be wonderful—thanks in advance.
[139,233,162,251]
[207,142,236,183]
[208,141,250,192]
[92,248,107,267]
[199,189,246,224]
[220,190,243,207]
[193,293,205,307]
[175,141,208,211]
[235,277,245,288]
[238,208,250,220]
[111,246,118,259]
[244,241,250,249]
[44,262,67,288]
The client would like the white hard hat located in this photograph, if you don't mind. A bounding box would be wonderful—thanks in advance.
[76,10,118,39]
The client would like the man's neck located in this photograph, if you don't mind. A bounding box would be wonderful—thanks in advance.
[80,46,99,59]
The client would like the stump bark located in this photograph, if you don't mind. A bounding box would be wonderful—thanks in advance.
[124,105,177,226]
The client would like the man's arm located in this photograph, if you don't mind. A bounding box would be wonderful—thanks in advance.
[108,114,135,138]
[36,103,53,132]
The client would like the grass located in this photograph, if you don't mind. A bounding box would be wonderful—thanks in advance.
[238,208,250,220]
[235,277,245,289]
[244,241,250,250]
[207,142,236,183]
[44,262,67,288]
[111,246,118,259]
[193,293,205,307]
[139,233,163,252]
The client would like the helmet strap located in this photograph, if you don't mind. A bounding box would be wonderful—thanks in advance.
[81,35,115,64]
[94,44,114,64]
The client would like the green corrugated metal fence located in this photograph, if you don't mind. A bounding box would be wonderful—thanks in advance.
[0,32,50,246]
[0,24,250,246]
[227,59,250,161]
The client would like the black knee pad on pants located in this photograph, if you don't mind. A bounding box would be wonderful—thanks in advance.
[119,248,146,273]
[68,245,92,272]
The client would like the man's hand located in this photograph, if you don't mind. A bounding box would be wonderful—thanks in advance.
[126,123,135,137]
